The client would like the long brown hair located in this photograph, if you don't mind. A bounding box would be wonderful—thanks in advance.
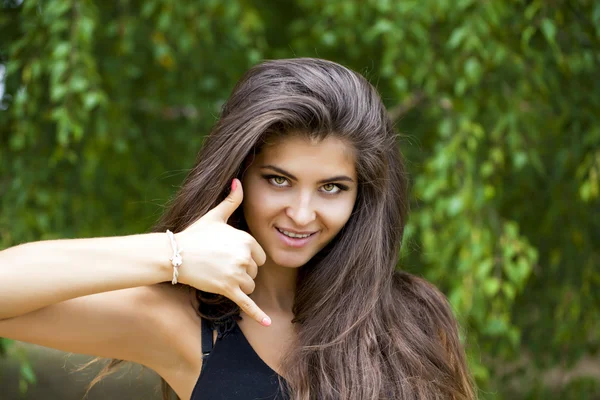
[89,58,475,399]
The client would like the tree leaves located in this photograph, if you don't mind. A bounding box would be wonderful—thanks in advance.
[1,1,599,398]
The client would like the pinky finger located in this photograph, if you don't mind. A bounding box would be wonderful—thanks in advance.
[229,289,271,327]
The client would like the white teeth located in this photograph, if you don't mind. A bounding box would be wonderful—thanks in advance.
[277,228,312,239]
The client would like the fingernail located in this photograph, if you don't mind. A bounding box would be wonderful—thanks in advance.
[231,179,237,191]
[261,316,271,326]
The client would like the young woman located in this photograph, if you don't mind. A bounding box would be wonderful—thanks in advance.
[0,58,475,400]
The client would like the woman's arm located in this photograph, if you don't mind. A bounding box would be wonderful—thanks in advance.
[0,182,268,396]
[0,233,172,320]
[0,179,269,326]
[0,283,205,397]
[0,234,200,382]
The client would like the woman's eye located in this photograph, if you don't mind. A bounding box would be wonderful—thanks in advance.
[322,183,336,192]
[264,175,348,194]
[268,176,289,187]
[321,183,341,194]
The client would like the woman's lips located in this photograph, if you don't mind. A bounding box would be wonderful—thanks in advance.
[274,227,318,248]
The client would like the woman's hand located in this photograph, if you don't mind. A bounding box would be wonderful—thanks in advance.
[174,179,271,326]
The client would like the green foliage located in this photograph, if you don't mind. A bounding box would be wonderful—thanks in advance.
[1,1,599,398]
[0,338,9,357]
[0,338,36,395]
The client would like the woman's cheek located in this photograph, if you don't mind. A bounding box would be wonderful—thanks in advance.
[261,194,289,216]
[323,200,354,229]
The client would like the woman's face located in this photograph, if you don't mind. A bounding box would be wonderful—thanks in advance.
[242,134,358,268]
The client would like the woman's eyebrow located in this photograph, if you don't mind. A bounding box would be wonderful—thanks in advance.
[260,165,355,184]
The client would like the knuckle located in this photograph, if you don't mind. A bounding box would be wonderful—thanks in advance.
[235,271,248,283]
[248,268,257,280]
[215,280,228,295]
[234,254,251,266]
[225,196,236,205]
[240,278,255,295]
[238,297,254,312]
[241,286,252,295]
[241,232,256,245]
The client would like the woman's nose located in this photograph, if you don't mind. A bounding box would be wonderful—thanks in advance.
[285,194,316,226]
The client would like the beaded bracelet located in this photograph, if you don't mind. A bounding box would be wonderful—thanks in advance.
[166,229,183,285]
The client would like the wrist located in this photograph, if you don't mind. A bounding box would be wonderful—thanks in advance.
[165,230,183,285]
[146,232,176,283]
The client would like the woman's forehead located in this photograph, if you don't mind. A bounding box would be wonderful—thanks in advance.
[254,135,356,177]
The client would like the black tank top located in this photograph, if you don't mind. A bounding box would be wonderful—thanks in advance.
[190,316,288,400]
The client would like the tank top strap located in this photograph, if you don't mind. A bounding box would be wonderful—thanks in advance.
[200,317,214,358]
[201,314,241,356]
[213,314,240,339]
[199,314,240,376]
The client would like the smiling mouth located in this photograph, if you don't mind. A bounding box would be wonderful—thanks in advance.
[275,227,317,239]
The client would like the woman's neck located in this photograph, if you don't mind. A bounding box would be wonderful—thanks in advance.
[250,258,297,314]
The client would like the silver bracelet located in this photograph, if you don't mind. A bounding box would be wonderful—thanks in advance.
[166,229,183,285]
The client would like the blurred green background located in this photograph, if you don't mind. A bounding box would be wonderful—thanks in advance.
[1,0,599,399]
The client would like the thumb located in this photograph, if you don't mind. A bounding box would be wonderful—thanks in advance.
[206,178,244,222]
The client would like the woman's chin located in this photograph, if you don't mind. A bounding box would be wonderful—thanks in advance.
[268,250,312,269]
